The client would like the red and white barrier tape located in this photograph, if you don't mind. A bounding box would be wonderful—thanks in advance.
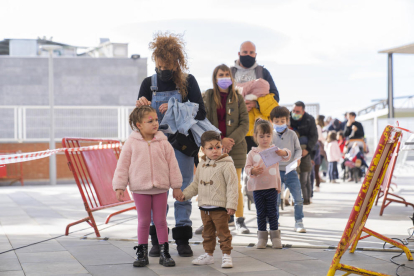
[0,143,122,165]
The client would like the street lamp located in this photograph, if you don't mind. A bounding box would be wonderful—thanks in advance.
[41,45,62,185]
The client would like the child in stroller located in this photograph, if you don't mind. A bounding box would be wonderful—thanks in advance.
[342,141,368,183]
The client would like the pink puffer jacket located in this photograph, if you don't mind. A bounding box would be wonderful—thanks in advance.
[112,131,182,192]
[237,78,270,101]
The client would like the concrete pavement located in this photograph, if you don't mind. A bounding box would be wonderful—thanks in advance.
[1,169,414,275]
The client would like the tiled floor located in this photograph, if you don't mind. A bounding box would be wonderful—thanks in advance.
[1,175,414,275]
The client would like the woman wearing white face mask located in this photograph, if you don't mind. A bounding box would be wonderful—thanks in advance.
[200,64,249,234]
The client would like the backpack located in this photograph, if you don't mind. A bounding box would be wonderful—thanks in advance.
[231,65,264,80]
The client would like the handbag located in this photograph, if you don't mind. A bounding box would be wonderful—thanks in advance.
[168,130,199,158]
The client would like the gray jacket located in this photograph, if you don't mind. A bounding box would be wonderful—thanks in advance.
[272,129,302,171]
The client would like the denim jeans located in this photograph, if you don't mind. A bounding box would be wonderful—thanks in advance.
[279,170,304,222]
[150,74,182,124]
[174,148,194,227]
[328,161,338,180]
[160,97,198,135]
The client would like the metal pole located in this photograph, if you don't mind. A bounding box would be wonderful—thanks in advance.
[48,50,56,185]
[387,53,394,118]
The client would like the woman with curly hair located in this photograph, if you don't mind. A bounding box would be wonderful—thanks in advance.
[136,32,206,258]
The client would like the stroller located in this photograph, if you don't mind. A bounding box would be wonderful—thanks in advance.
[342,139,369,183]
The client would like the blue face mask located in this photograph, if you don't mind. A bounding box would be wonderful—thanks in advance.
[274,124,287,133]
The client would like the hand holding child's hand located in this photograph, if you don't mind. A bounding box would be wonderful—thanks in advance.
[178,194,185,202]
[173,188,182,201]
[116,189,124,202]
[251,166,264,176]
[276,149,287,157]
[227,209,235,215]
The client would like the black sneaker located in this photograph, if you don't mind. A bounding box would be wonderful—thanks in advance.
[235,217,250,234]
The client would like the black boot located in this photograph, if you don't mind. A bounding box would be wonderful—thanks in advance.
[159,242,175,267]
[133,244,149,267]
[149,225,160,257]
[172,226,193,257]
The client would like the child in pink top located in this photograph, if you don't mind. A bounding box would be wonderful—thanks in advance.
[244,120,290,249]
[324,131,342,183]
[113,106,183,268]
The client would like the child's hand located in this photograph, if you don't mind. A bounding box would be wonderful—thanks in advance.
[227,209,235,215]
[275,149,287,157]
[178,194,186,202]
[173,188,183,201]
[116,189,124,202]
[297,159,301,166]
[251,166,264,176]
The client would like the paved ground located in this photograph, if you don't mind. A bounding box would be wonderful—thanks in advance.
[1,167,414,275]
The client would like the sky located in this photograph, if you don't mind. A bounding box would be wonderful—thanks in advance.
[2,0,414,118]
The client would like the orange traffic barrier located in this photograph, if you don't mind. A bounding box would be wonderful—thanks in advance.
[327,125,413,276]
[62,137,136,237]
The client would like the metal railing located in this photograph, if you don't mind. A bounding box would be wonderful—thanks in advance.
[1,104,320,143]
[0,106,135,142]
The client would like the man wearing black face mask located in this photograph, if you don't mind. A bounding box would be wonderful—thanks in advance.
[231,41,280,103]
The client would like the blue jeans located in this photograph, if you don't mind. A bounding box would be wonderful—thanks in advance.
[328,161,338,180]
[174,149,194,227]
[278,170,304,222]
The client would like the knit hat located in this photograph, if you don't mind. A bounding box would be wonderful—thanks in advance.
[236,78,270,101]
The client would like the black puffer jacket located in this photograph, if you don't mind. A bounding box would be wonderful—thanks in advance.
[290,112,318,157]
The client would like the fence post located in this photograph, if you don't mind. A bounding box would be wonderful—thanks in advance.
[17,107,23,142]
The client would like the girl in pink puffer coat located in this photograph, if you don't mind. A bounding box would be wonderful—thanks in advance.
[112,105,183,268]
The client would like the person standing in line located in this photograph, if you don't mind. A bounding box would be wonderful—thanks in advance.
[136,32,206,257]
[113,106,182,268]
[289,101,318,205]
[231,41,280,152]
[230,41,280,233]
[325,131,342,183]
[179,131,238,268]
[270,106,306,233]
[194,64,249,235]
[314,115,326,192]
[245,120,290,249]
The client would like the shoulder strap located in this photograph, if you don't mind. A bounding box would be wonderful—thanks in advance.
[255,66,264,79]
[230,67,237,78]
[150,74,158,92]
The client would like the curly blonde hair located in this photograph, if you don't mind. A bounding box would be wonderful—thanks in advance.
[149,32,189,98]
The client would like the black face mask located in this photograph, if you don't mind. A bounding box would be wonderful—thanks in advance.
[155,68,173,82]
[239,55,256,68]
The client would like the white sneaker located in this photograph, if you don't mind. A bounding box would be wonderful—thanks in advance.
[314,187,320,192]
[221,254,233,268]
[192,253,214,265]
[294,221,307,233]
